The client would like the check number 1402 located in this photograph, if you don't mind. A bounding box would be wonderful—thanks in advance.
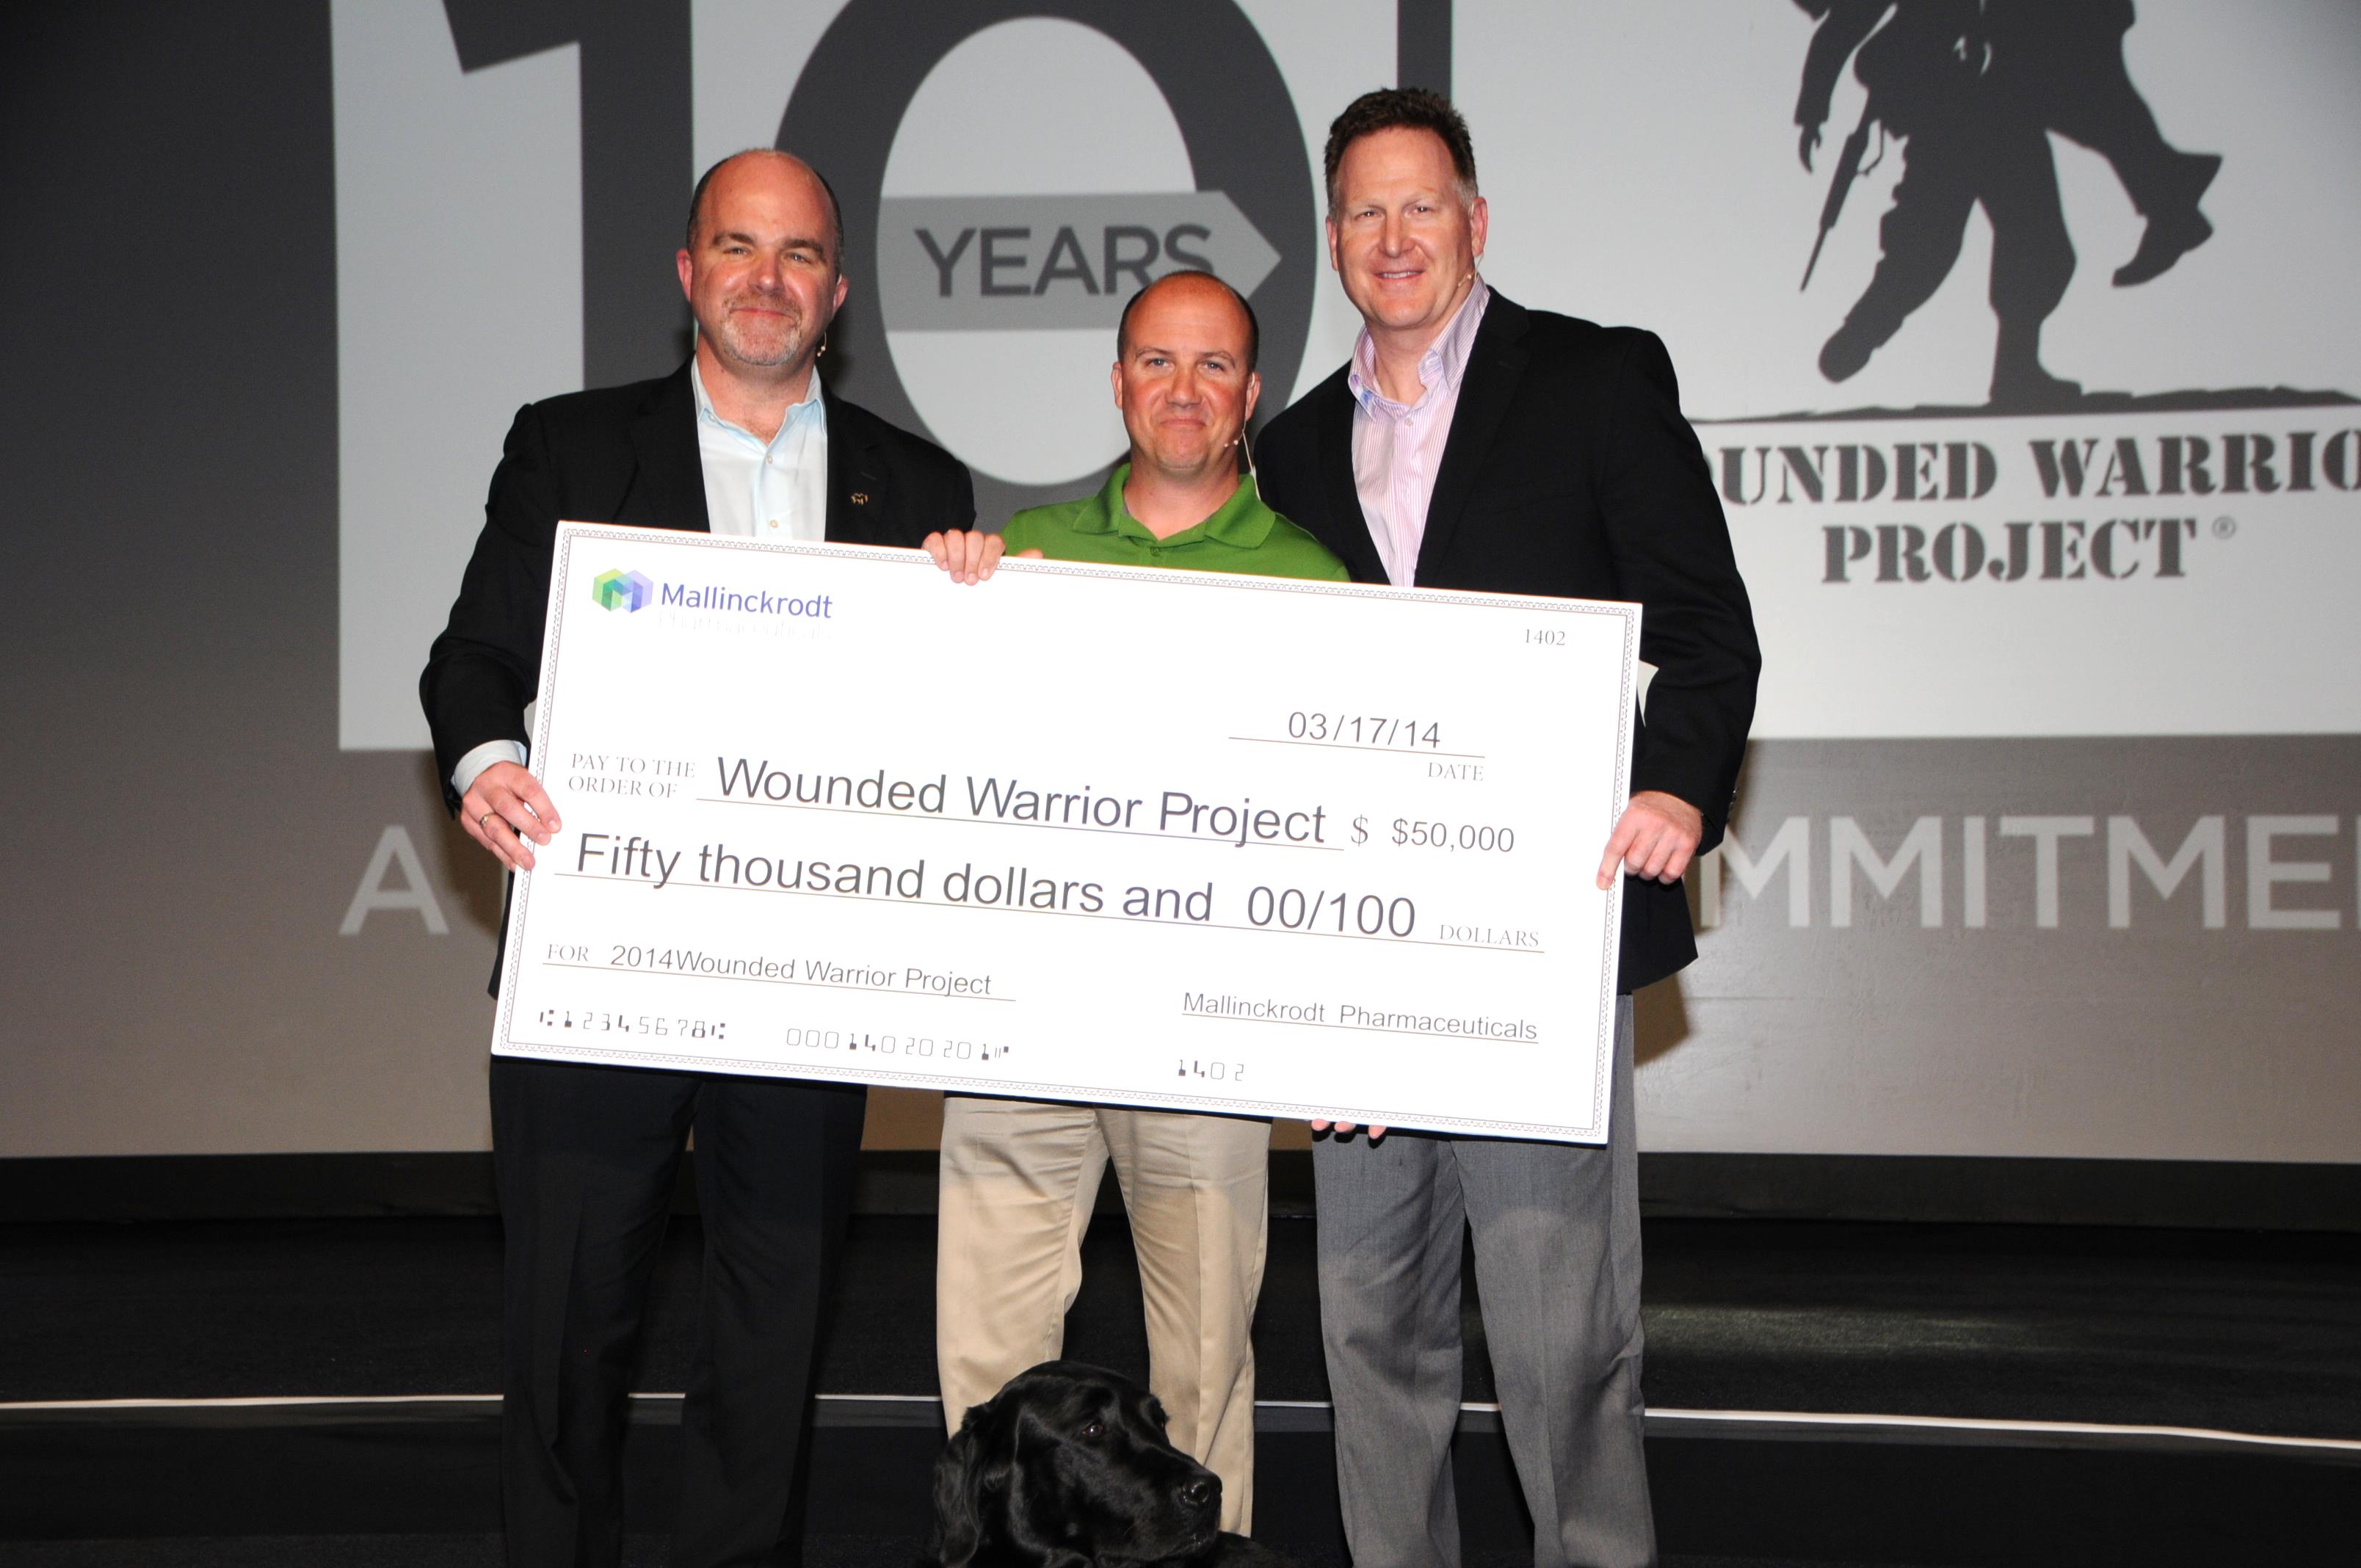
[1179,1059,1247,1081]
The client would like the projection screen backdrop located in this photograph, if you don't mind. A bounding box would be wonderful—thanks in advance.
[5,0,2356,1162]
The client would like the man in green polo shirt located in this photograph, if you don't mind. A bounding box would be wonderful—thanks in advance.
[928,271,1346,586]
[921,270,1343,1532]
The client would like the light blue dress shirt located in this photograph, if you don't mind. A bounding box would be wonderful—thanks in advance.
[689,357,830,542]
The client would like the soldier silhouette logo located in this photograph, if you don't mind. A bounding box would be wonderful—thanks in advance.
[1794,0,2221,412]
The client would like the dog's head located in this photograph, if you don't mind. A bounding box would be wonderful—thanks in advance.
[932,1360,1222,1568]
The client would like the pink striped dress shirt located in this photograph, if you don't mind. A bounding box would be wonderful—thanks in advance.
[1346,280,1491,587]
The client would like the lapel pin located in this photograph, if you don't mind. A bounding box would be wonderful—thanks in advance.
[849,491,870,506]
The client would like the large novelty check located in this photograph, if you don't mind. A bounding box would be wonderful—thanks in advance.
[493,524,1639,1142]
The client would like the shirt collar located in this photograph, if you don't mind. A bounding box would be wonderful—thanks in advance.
[1075,463,1276,549]
[1347,277,1490,415]
[689,356,825,443]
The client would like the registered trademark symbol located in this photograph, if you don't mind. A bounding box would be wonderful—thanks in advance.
[2212,515,2238,539]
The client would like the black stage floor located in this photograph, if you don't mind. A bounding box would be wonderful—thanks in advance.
[10,1211,2361,1431]
[6,1212,2360,1564]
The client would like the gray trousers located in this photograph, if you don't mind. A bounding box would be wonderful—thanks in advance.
[1313,998,1650,1568]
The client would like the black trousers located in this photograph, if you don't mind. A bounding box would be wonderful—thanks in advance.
[490,1056,866,1568]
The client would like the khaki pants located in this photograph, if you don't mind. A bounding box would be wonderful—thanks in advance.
[936,1095,1270,1533]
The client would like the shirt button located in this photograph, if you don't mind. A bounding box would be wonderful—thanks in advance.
[767,518,779,529]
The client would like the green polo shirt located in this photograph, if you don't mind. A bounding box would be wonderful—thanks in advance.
[1002,465,1350,581]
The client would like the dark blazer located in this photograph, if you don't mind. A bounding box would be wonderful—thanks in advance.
[1255,293,1759,993]
[421,360,975,811]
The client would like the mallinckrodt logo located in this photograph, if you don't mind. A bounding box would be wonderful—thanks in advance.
[593,568,654,612]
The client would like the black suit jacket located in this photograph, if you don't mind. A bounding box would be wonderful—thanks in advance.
[420,363,973,994]
[421,361,975,810]
[1255,293,1759,993]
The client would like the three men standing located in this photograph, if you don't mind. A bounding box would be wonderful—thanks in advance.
[427,84,1755,1568]
[1257,90,1760,1568]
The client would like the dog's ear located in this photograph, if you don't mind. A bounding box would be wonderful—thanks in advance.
[932,1403,1011,1568]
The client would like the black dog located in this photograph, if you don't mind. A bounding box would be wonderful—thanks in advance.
[932,1360,1294,1568]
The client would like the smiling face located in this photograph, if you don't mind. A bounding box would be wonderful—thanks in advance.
[1327,125,1488,350]
[675,152,848,388]
[1110,274,1262,486]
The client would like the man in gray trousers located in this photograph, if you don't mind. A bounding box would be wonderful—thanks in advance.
[1254,89,1761,1568]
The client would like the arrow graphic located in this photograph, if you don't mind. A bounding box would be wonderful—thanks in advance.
[878,192,1283,332]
